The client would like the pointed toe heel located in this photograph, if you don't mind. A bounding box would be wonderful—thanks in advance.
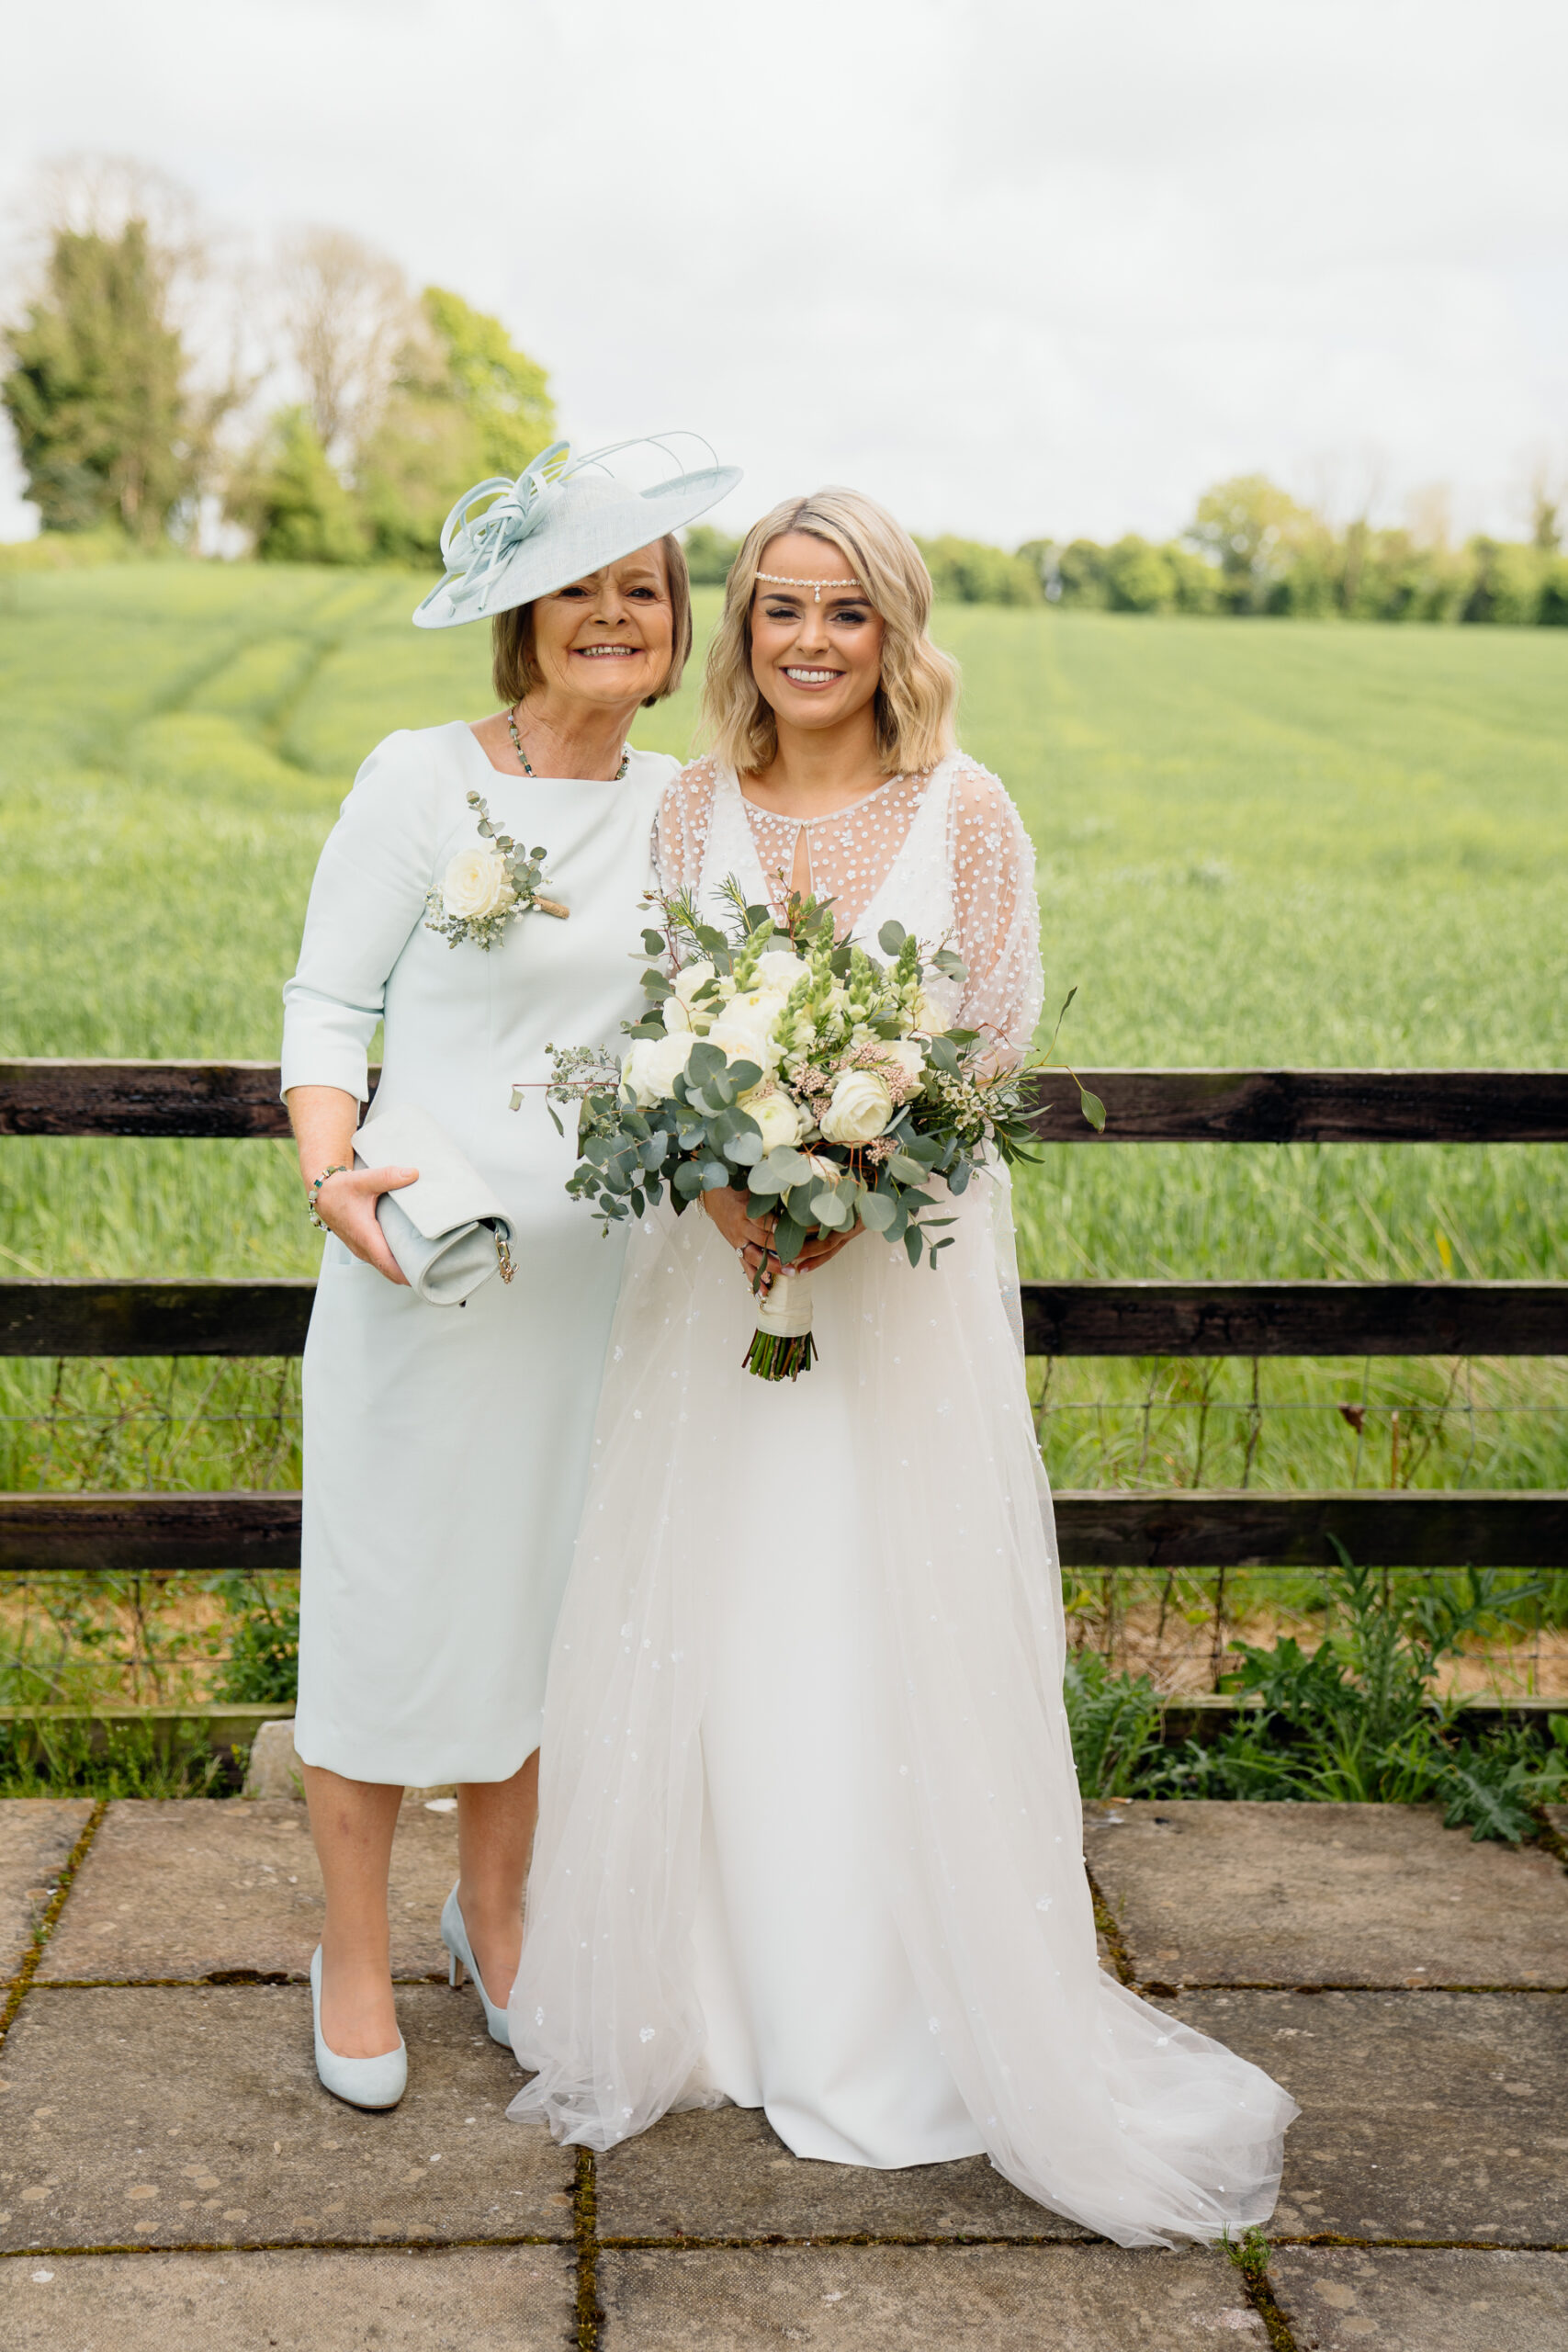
[440,1885,513,2049]
[310,1947,407,2110]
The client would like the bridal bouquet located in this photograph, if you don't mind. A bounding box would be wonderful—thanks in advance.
[526,883,1102,1380]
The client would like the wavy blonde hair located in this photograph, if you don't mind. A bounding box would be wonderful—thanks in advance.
[701,489,958,775]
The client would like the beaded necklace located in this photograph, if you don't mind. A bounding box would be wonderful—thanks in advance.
[508,704,629,781]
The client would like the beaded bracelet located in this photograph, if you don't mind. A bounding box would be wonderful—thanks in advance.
[308,1165,350,1230]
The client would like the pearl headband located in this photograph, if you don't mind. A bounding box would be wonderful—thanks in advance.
[756,571,864,605]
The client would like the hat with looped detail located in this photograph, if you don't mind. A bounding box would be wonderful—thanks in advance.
[412,435,741,629]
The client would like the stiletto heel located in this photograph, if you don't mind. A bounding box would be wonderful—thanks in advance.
[440,1884,513,2048]
[310,1947,407,2109]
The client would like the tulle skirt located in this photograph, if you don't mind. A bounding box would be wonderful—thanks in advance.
[507,1174,1297,2246]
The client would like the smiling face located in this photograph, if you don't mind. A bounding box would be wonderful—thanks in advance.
[528,543,676,708]
[748,532,886,738]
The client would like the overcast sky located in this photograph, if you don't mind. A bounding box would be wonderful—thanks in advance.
[2,0,1564,547]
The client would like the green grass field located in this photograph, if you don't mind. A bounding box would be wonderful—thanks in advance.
[1,562,1564,1695]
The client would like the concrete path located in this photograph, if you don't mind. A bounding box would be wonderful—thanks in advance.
[2,1794,1564,2348]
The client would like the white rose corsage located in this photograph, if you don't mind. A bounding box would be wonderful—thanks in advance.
[425,789,569,950]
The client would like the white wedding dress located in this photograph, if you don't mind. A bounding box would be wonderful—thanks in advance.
[507,753,1297,2247]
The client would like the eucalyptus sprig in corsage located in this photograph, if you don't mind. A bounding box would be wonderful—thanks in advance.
[425,789,569,950]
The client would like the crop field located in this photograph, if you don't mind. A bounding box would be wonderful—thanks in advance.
[1,560,1565,1697]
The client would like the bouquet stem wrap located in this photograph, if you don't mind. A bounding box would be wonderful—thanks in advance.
[743,1268,817,1382]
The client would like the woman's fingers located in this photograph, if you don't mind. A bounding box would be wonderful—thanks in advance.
[316,1170,412,1285]
[367,1164,419,1193]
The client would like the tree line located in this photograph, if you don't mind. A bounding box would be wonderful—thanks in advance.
[4,164,1564,624]
[0,164,554,565]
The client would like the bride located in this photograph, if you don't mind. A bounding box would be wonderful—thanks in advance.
[505,488,1297,2246]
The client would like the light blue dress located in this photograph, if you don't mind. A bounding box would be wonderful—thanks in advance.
[281,720,674,1784]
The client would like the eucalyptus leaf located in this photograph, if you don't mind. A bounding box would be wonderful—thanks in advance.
[904,1226,924,1266]
[877,919,908,955]
[672,1161,705,1197]
[857,1191,898,1233]
[723,1128,764,1166]
[726,1058,763,1092]
[699,1159,731,1191]
[887,1152,927,1183]
[773,1215,809,1263]
[1078,1086,1107,1132]
[811,1190,850,1227]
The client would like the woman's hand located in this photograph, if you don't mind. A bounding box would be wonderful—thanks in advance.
[287,1083,415,1288]
[701,1184,779,1292]
[701,1184,864,1290]
[313,1165,418,1285]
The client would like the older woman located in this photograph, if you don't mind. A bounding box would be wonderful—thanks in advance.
[282,438,739,2106]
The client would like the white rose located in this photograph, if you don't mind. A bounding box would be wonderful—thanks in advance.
[913,989,951,1035]
[708,989,789,1071]
[672,959,716,1005]
[819,1068,894,1145]
[622,1029,695,1106]
[879,1039,926,1082]
[663,994,692,1032]
[741,1088,804,1151]
[752,948,805,990]
[442,843,509,921]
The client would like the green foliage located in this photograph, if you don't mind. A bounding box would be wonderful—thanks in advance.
[918,533,1042,605]
[355,288,556,562]
[3,220,193,542]
[0,1714,231,1798]
[1062,1650,1163,1796]
[236,408,371,565]
[682,525,741,585]
[209,1574,299,1705]
[1072,1547,1568,1840]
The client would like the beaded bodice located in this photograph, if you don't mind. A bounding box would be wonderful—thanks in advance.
[655,753,1044,1056]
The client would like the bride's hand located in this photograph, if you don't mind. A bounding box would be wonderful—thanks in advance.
[701,1185,780,1291]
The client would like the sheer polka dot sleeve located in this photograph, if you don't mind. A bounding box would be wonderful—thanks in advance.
[654,758,718,898]
[946,762,1043,1060]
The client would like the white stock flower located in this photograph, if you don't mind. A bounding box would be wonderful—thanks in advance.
[622,1030,696,1106]
[742,1088,804,1151]
[672,959,716,1005]
[819,1068,894,1145]
[442,844,509,921]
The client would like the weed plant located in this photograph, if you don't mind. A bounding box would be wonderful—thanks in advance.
[1066,1547,1568,1838]
[0,1713,234,1798]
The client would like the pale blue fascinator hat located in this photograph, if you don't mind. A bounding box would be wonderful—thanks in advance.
[412,434,741,629]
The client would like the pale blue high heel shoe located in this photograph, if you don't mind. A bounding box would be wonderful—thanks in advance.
[440,1884,513,2049]
[309,1946,407,2109]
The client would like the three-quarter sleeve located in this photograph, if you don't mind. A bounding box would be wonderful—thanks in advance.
[947,761,1043,1061]
[280,730,440,1102]
[652,758,717,899]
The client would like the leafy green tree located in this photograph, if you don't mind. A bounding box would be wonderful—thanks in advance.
[682,525,740,584]
[917,534,1042,605]
[1053,539,1111,608]
[1187,474,1321,614]
[233,407,369,564]
[355,288,556,560]
[2,219,193,541]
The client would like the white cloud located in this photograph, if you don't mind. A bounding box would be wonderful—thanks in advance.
[2,0,1563,543]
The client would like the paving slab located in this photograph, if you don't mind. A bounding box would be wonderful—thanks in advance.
[1084,1800,1568,1988]
[0,1801,92,1983]
[1164,1988,1568,2244]
[4,2245,577,2350]
[595,2100,1085,2244]
[0,1983,569,2248]
[1269,2246,1568,2352]
[598,2245,1266,2347]
[38,1797,459,1983]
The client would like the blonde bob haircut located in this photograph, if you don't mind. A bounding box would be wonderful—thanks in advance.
[491,532,694,709]
[701,488,958,776]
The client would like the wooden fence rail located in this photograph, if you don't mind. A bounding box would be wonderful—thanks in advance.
[2,1061,1567,1143]
[0,1490,1562,1576]
[0,1062,1562,1586]
[1,1277,1565,1360]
